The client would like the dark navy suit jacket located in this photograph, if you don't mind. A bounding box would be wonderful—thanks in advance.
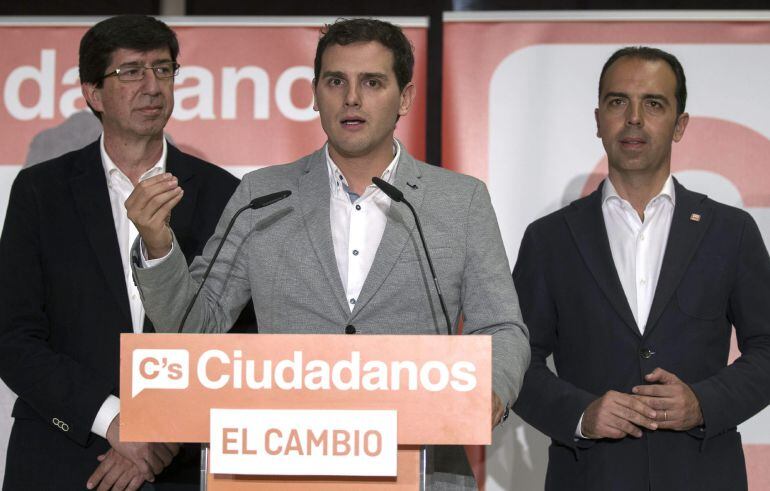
[0,140,244,490]
[513,179,770,491]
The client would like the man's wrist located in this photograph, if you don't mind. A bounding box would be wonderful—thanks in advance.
[140,238,174,267]
[93,396,120,439]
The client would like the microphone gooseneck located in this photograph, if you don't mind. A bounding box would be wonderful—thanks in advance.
[372,177,452,335]
[177,190,292,333]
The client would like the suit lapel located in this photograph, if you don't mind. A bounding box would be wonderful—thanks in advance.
[298,148,350,315]
[565,185,640,336]
[166,144,197,241]
[644,179,710,338]
[69,141,132,326]
[351,149,423,318]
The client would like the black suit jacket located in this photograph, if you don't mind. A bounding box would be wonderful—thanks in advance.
[512,179,770,491]
[0,140,241,490]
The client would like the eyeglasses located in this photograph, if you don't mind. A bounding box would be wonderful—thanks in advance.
[100,62,180,82]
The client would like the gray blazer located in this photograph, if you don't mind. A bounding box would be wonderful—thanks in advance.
[133,145,530,488]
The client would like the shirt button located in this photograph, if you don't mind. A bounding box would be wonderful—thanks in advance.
[640,234,645,241]
[352,250,359,256]
[345,325,356,334]
[355,204,361,211]
[640,278,646,285]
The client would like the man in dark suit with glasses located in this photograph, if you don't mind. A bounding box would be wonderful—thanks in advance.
[0,15,243,490]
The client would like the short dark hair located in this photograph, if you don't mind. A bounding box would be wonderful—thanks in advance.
[598,46,687,116]
[313,18,414,92]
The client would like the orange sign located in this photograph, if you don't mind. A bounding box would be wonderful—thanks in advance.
[120,334,491,445]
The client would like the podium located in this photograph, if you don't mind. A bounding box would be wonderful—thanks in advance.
[120,334,491,489]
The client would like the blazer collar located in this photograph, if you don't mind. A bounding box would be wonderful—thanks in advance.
[351,147,425,318]
[297,147,350,316]
[566,177,711,338]
[565,182,640,336]
[166,143,197,233]
[69,140,132,327]
[644,178,710,337]
[296,144,426,320]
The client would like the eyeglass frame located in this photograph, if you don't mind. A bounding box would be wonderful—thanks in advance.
[98,62,181,83]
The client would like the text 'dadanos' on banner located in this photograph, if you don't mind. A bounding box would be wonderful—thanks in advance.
[209,409,397,476]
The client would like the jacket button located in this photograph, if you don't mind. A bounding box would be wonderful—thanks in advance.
[345,325,356,334]
[639,348,655,359]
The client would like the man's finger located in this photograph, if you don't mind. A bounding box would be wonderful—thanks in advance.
[614,392,657,419]
[139,172,175,187]
[607,415,642,438]
[644,367,677,384]
[632,394,670,410]
[113,468,135,491]
[153,442,175,467]
[127,474,146,491]
[96,464,124,491]
[126,174,177,211]
[87,456,113,490]
[611,403,658,431]
[140,186,182,221]
[163,442,181,456]
[633,384,676,398]
[148,188,183,225]
[144,454,165,476]
[131,459,154,482]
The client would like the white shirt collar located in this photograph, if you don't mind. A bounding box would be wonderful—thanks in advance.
[325,140,401,198]
[100,134,167,183]
[602,174,676,208]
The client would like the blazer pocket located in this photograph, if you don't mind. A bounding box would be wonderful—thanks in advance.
[397,235,454,263]
[676,256,729,320]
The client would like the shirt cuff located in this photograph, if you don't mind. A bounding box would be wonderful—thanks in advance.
[140,238,174,268]
[92,395,120,439]
[575,412,588,439]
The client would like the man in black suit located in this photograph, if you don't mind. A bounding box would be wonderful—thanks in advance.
[512,47,770,491]
[0,15,241,490]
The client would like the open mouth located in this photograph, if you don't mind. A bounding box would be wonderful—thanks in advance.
[341,117,366,127]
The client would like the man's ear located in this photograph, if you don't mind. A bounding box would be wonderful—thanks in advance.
[312,79,319,112]
[398,82,416,118]
[673,112,689,143]
[595,108,601,138]
[82,83,104,113]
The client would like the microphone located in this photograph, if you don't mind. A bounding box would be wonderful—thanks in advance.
[177,190,292,333]
[372,177,452,335]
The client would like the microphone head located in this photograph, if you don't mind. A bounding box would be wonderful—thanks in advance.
[249,190,292,209]
[371,177,403,202]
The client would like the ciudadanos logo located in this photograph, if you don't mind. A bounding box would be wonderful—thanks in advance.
[131,349,477,398]
[132,349,190,397]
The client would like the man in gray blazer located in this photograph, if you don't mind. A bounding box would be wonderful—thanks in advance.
[127,18,529,489]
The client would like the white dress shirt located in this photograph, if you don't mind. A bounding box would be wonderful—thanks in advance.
[602,175,675,334]
[92,135,166,438]
[576,175,675,438]
[327,142,400,311]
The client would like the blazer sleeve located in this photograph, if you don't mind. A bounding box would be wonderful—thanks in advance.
[133,176,255,333]
[512,224,597,449]
[690,213,770,440]
[0,171,114,446]
[459,180,530,406]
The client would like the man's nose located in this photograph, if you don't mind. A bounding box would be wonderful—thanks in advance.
[344,84,361,107]
[140,68,162,94]
[626,101,643,127]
